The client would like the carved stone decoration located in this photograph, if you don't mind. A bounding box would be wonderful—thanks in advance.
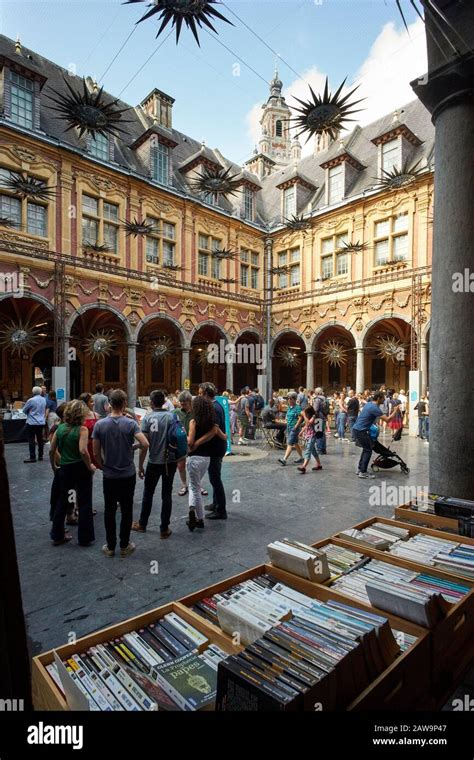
[183,319,195,333]
[355,319,364,332]
[11,145,37,164]
[98,283,109,301]
[181,298,196,317]
[127,311,140,327]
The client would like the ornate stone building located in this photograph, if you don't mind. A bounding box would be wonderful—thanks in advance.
[0,35,433,403]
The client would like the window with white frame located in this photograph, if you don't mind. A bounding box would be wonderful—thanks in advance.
[243,186,255,221]
[275,247,300,289]
[374,213,409,267]
[240,249,259,289]
[81,193,119,253]
[283,185,296,218]
[328,164,344,205]
[381,139,400,174]
[320,232,349,280]
[89,132,109,161]
[151,142,170,185]
[10,71,34,129]
[198,234,221,279]
[145,216,176,266]
[0,167,48,236]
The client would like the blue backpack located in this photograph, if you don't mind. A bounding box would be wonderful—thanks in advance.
[167,416,188,462]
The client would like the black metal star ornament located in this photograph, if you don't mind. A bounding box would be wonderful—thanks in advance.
[291,77,365,144]
[125,0,233,46]
[190,166,241,199]
[284,214,312,234]
[4,173,54,201]
[374,159,424,191]
[121,217,158,237]
[47,77,130,140]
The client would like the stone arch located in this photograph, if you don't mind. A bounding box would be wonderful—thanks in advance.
[134,312,186,346]
[421,319,431,342]
[310,320,356,352]
[270,327,308,355]
[0,292,54,312]
[65,303,133,341]
[234,326,262,343]
[358,313,412,349]
[187,320,230,349]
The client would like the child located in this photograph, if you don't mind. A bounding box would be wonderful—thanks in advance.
[297,407,322,474]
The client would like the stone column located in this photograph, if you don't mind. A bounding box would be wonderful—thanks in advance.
[225,352,234,393]
[64,335,70,401]
[264,237,273,398]
[420,341,428,395]
[181,348,190,389]
[355,348,365,394]
[127,342,138,407]
[412,8,474,500]
[305,351,314,391]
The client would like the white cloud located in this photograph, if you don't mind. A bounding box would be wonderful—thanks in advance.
[245,18,427,158]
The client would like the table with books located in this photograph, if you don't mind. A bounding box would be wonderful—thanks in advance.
[32,518,474,712]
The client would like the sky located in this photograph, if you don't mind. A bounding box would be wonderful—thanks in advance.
[0,0,428,165]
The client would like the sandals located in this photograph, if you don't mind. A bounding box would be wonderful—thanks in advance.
[200,488,208,496]
[52,533,73,546]
[178,486,188,496]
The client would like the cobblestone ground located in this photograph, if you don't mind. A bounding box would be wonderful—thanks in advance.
[7,430,429,655]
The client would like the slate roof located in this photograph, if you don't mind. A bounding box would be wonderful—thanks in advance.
[0,34,435,232]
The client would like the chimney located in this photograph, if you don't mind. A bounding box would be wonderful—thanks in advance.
[140,88,175,130]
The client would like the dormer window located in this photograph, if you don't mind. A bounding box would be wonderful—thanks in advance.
[151,141,170,185]
[243,186,255,221]
[381,139,400,173]
[10,71,34,128]
[283,186,296,218]
[89,133,109,162]
[328,165,344,205]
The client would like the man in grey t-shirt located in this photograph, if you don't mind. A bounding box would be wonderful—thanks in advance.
[93,389,148,557]
[132,390,177,538]
[92,383,110,418]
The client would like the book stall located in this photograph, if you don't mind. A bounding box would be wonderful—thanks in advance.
[31,514,474,713]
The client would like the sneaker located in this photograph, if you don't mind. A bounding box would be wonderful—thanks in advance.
[294,458,304,464]
[160,529,172,539]
[195,520,205,529]
[297,466,306,474]
[187,509,197,532]
[79,540,96,547]
[131,521,146,532]
[312,465,322,471]
[334,434,339,438]
[205,504,217,512]
[207,511,227,520]
[237,438,247,446]
[120,543,136,557]
[102,544,115,557]
[52,533,73,546]
[424,441,429,445]
[358,472,375,479]
[278,458,287,466]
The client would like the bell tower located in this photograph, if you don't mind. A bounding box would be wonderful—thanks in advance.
[258,67,292,165]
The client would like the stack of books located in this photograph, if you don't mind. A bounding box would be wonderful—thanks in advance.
[332,558,470,606]
[389,534,474,577]
[366,580,450,628]
[319,543,369,579]
[45,611,228,711]
[267,539,331,582]
[344,522,410,549]
[338,529,392,552]
[216,583,400,711]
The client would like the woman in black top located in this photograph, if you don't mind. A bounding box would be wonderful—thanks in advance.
[186,396,226,531]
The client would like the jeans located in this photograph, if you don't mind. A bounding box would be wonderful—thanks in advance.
[208,456,226,514]
[316,419,327,454]
[187,455,210,520]
[337,412,347,439]
[303,437,320,464]
[422,417,430,441]
[348,416,357,442]
[51,461,94,544]
[354,430,373,473]
[27,424,44,460]
[139,462,177,531]
[103,474,136,550]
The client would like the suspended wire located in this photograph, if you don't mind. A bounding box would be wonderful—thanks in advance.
[79,8,122,70]
[202,29,270,86]
[98,26,138,84]
[118,30,173,98]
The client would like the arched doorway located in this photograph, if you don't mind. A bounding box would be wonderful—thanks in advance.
[69,307,129,397]
[234,331,262,393]
[272,332,306,392]
[190,324,227,393]
[136,317,184,396]
[313,325,356,391]
[363,318,412,390]
[0,296,53,401]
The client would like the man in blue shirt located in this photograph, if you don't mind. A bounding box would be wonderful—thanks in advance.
[278,392,304,466]
[23,386,47,463]
[353,391,398,478]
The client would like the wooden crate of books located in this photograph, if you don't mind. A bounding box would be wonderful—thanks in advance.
[178,562,431,711]
[32,601,238,712]
[394,504,460,534]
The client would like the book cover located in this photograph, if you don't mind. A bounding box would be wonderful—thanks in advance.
[151,652,217,711]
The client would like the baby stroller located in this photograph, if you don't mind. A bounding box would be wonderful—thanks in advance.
[369,425,410,475]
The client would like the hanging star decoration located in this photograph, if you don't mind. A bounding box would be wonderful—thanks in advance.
[221,277,237,285]
[335,239,368,255]
[4,173,54,201]
[374,336,405,363]
[271,265,290,276]
[47,77,130,140]
[190,166,241,199]
[83,241,112,253]
[196,345,213,366]
[276,346,300,367]
[284,214,312,234]
[84,330,116,360]
[151,337,174,363]
[395,1,463,57]
[125,0,233,46]
[0,216,19,229]
[321,340,349,367]
[211,248,238,261]
[374,158,424,191]
[291,77,365,144]
[121,217,158,237]
[0,320,41,357]
[162,262,185,272]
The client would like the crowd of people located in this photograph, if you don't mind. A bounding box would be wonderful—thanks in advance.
[18,380,427,556]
